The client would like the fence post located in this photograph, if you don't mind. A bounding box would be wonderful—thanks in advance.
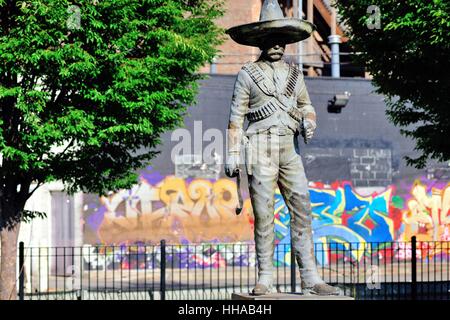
[290,240,296,293]
[411,236,417,300]
[160,239,166,300]
[18,241,25,301]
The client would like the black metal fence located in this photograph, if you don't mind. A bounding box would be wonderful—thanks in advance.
[15,237,450,300]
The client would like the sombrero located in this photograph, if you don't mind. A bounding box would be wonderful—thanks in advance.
[226,0,316,48]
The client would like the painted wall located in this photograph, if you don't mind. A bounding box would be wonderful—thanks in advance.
[18,182,83,292]
[82,166,450,267]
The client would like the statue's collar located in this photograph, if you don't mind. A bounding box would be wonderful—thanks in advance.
[257,60,288,73]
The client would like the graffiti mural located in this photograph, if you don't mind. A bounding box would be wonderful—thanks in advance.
[400,181,450,242]
[84,167,254,245]
[83,167,450,266]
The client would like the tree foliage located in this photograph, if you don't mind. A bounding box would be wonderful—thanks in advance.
[0,0,224,225]
[336,0,450,168]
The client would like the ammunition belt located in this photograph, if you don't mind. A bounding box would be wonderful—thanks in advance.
[242,63,271,95]
[287,105,303,122]
[246,99,279,122]
[285,65,300,97]
[243,62,303,123]
[246,97,303,123]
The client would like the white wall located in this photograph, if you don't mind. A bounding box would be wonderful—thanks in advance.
[18,182,83,293]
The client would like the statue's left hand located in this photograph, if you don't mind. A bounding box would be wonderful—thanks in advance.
[302,119,316,143]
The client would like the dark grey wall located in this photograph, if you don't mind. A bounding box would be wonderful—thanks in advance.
[150,74,439,186]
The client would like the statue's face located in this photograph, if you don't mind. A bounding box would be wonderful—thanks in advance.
[260,43,286,62]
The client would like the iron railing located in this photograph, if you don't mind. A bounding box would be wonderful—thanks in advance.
[15,238,450,300]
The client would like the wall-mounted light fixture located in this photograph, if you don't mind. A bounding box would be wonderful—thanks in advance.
[328,91,351,113]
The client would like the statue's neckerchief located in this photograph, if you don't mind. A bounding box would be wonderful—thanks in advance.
[261,60,288,96]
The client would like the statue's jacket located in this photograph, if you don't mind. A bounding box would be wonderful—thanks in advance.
[228,59,316,155]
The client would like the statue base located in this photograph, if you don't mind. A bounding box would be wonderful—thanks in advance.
[231,292,354,300]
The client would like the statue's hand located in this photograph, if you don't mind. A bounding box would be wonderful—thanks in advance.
[302,119,316,143]
[225,153,240,178]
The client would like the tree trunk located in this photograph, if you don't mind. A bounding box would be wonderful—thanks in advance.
[0,222,20,300]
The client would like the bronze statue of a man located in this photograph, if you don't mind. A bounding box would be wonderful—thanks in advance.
[224,0,339,296]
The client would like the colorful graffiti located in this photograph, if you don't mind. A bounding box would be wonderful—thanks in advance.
[83,167,450,266]
[273,180,450,245]
[81,244,258,270]
[84,167,254,245]
[304,180,450,264]
[400,181,450,242]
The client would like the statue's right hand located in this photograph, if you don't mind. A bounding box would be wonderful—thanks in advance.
[225,154,240,178]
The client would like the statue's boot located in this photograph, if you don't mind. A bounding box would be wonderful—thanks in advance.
[287,193,340,296]
[252,284,270,296]
[302,282,340,296]
[289,193,340,296]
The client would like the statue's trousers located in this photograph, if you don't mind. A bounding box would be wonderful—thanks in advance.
[245,129,324,287]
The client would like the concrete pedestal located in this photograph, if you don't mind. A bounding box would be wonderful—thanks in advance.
[231,292,354,300]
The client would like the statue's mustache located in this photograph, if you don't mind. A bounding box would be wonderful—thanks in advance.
[269,50,284,55]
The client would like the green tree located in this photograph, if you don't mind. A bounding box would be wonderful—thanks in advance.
[336,0,450,168]
[0,0,223,299]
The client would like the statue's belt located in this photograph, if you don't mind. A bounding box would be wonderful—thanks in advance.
[242,62,303,123]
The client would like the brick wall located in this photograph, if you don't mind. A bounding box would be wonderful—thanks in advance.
[350,148,393,187]
[303,147,393,187]
[200,0,262,74]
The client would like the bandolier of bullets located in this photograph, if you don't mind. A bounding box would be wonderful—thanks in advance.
[242,62,303,123]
